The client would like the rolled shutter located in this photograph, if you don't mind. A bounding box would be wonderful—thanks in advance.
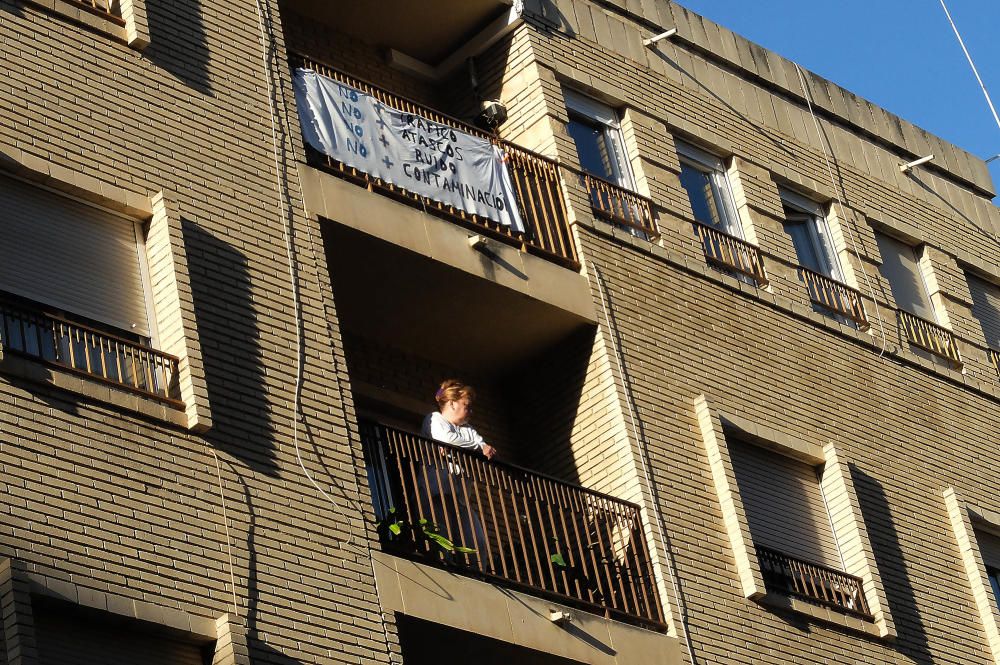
[968,273,1000,349]
[979,529,1000,570]
[729,439,843,569]
[0,175,150,336]
[874,232,934,320]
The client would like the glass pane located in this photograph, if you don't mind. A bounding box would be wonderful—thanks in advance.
[783,216,824,275]
[567,117,617,181]
[990,569,1000,613]
[679,162,726,229]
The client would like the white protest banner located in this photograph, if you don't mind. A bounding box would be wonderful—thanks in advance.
[294,68,525,232]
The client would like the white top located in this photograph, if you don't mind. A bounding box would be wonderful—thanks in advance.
[421,412,486,452]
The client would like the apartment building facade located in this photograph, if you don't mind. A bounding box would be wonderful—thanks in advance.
[0,0,998,663]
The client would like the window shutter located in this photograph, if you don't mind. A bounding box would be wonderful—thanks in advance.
[729,439,843,569]
[0,176,150,336]
[968,273,1000,349]
[979,529,1000,570]
[874,232,934,320]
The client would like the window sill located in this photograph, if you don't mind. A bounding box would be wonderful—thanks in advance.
[0,350,189,428]
[757,593,890,640]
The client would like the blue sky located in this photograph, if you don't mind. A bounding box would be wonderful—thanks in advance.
[674,1,1000,197]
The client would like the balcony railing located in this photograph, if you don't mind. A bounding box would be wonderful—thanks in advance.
[692,222,768,285]
[989,349,1000,377]
[67,0,125,25]
[797,267,869,329]
[291,54,578,269]
[579,172,658,238]
[0,293,181,406]
[898,310,962,364]
[756,546,872,619]
[361,421,665,629]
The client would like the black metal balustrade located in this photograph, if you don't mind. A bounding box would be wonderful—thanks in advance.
[898,310,962,364]
[578,172,658,238]
[68,0,124,24]
[0,293,181,406]
[361,421,666,629]
[797,266,870,329]
[692,221,768,285]
[757,546,872,619]
[291,54,578,269]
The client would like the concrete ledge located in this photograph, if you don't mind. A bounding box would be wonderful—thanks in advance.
[0,351,188,429]
[21,0,128,44]
[299,163,596,324]
[372,551,679,665]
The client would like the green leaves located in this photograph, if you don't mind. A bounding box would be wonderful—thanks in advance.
[418,518,477,554]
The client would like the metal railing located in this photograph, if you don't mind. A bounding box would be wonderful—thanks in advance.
[579,172,658,238]
[290,54,578,269]
[0,294,181,406]
[990,349,1000,377]
[898,310,962,364]
[797,267,869,329]
[692,221,768,285]
[361,421,665,629]
[66,0,125,25]
[756,546,872,619]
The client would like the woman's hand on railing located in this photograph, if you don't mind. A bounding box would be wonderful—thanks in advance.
[482,444,498,460]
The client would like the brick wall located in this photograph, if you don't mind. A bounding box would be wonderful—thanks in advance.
[0,1,395,663]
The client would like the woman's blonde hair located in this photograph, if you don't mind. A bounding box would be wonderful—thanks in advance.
[435,379,475,408]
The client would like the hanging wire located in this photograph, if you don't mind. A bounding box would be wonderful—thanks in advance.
[793,63,890,358]
[938,0,1000,134]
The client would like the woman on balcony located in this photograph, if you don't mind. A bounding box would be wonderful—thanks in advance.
[420,379,497,561]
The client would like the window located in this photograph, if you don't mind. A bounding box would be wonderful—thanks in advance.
[781,191,841,279]
[728,439,844,571]
[874,232,935,321]
[980,528,1000,612]
[565,90,633,188]
[0,174,178,402]
[676,141,741,236]
[967,271,1000,351]
[990,567,1000,613]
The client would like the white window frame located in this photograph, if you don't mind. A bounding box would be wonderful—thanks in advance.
[779,190,843,282]
[676,141,742,238]
[564,90,635,190]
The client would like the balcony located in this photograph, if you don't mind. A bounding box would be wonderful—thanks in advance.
[692,222,768,286]
[898,310,962,364]
[291,54,578,269]
[67,0,124,25]
[796,267,870,329]
[756,546,872,619]
[362,421,665,630]
[578,172,659,239]
[991,349,1000,377]
[0,292,181,406]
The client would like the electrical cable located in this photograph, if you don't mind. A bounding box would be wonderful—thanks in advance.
[210,449,240,618]
[939,0,1000,134]
[593,263,697,665]
[252,1,395,659]
[793,63,890,358]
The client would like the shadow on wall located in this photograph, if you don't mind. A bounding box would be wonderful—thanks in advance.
[144,0,212,95]
[183,221,278,476]
[850,465,933,665]
[502,326,592,485]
